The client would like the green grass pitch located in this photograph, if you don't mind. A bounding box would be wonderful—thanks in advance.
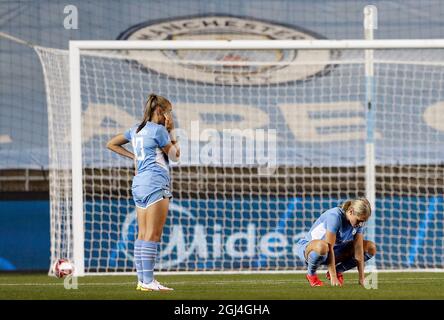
[1,272,443,300]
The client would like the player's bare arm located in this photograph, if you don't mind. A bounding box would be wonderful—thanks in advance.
[325,231,342,286]
[106,133,134,160]
[353,232,365,286]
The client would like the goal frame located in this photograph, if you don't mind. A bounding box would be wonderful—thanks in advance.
[69,38,444,276]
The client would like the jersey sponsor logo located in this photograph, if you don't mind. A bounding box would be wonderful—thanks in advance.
[118,15,337,85]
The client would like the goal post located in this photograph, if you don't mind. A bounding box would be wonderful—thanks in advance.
[364,4,377,270]
[34,34,444,276]
[69,42,85,277]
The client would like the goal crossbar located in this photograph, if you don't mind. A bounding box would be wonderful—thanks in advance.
[70,39,444,50]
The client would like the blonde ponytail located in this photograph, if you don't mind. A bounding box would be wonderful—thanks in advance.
[136,93,172,133]
[136,94,157,133]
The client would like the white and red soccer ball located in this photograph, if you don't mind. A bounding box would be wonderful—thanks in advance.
[53,259,75,278]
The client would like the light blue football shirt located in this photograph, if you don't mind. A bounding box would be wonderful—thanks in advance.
[124,122,171,180]
[303,207,363,245]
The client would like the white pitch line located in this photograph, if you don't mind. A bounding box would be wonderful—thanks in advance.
[0,282,135,287]
[0,278,443,287]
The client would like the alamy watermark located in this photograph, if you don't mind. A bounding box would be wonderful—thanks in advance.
[363,266,378,290]
[63,275,78,290]
[63,5,78,30]
[166,122,277,176]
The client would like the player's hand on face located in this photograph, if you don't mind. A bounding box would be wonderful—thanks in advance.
[164,111,174,132]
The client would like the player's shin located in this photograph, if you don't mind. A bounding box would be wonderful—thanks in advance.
[140,240,158,284]
[307,251,328,275]
[134,239,144,284]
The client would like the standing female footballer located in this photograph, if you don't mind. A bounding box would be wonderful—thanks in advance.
[107,94,180,291]
[295,198,377,287]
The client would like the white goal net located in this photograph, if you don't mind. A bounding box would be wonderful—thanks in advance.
[36,42,444,275]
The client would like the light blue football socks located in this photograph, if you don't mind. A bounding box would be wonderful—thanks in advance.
[307,251,328,275]
[134,239,144,283]
[140,240,158,284]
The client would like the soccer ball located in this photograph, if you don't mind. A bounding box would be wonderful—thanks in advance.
[53,259,75,278]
